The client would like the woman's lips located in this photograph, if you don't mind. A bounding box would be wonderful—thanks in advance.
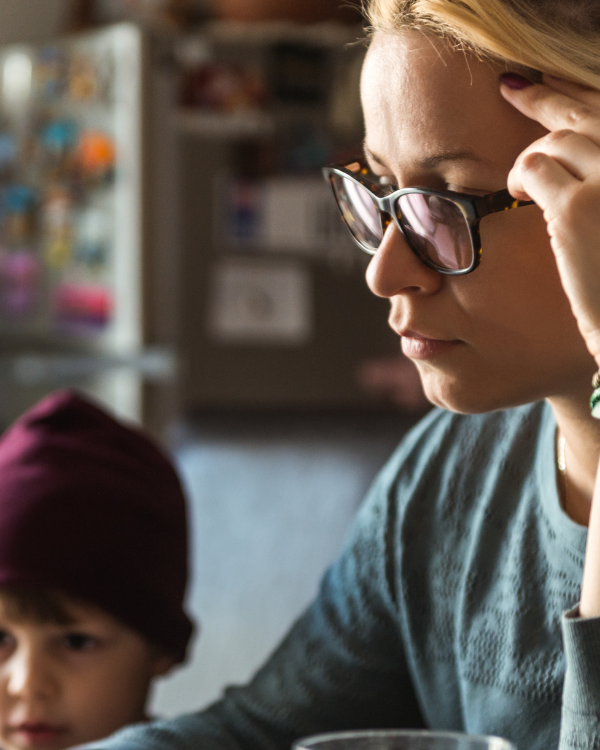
[401,332,461,360]
[8,723,68,747]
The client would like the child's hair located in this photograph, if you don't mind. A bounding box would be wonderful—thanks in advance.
[0,390,194,662]
[365,0,600,89]
[0,587,74,625]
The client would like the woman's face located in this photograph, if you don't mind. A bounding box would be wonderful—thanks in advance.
[361,30,595,413]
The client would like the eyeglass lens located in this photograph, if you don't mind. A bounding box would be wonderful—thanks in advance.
[332,173,475,271]
[332,174,382,250]
[398,193,474,271]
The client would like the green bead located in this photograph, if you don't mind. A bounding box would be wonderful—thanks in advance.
[591,387,600,419]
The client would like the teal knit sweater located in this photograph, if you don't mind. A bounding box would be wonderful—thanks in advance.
[82,402,599,750]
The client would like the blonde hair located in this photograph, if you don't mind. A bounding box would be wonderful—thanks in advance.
[366,0,600,89]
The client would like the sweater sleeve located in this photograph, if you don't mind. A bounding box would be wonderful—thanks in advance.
[77,465,424,750]
[559,607,600,750]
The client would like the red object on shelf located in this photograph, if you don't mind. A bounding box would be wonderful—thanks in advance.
[53,283,112,329]
[181,62,266,110]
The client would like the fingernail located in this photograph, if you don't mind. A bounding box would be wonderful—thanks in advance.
[499,72,534,90]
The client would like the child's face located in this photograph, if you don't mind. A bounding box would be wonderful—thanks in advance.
[0,595,174,750]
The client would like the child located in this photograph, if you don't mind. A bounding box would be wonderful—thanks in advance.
[0,390,194,750]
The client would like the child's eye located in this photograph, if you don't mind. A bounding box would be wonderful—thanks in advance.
[62,632,98,651]
[0,630,14,648]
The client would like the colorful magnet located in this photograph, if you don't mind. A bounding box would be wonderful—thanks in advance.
[46,235,72,269]
[3,185,37,214]
[77,131,116,182]
[69,55,99,101]
[0,248,40,318]
[40,119,78,154]
[43,187,74,269]
[75,240,108,269]
[74,206,110,270]
[0,134,18,175]
[2,185,38,244]
[36,47,67,99]
[43,185,73,231]
[53,283,112,331]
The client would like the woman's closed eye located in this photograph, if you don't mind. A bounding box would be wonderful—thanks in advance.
[376,174,490,196]
[446,184,490,196]
[61,632,99,651]
[0,629,15,650]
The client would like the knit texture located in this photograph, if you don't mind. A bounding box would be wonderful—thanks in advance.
[80,402,599,750]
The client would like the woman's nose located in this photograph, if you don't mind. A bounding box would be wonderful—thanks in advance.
[6,647,59,701]
[366,222,443,299]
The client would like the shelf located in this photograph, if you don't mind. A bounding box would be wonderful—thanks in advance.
[0,347,177,386]
[197,20,363,47]
[176,109,275,139]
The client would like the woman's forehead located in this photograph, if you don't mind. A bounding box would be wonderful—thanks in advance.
[361,30,537,180]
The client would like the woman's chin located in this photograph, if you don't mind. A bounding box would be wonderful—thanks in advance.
[420,374,525,415]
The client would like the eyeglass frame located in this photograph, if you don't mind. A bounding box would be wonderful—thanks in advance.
[322,159,536,276]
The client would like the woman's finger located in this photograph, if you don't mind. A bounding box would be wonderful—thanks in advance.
[508,150,579,207]
[501,72,600,363]
[500,81,600,143]
[513,129,600,183]
[509,151,600,352]
[543,74,600,104]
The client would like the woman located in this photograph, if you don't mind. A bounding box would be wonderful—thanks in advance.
[81,2,600,750]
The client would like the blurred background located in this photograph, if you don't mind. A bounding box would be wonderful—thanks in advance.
[0,0,428,718]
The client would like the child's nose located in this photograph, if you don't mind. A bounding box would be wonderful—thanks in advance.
[6,647,59,701]
[365,222,443,299]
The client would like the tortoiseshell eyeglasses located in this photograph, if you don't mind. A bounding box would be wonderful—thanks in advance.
[322,159,535,275]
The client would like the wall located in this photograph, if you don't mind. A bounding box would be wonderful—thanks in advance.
[0,1,70,46]
[150,413,414,716]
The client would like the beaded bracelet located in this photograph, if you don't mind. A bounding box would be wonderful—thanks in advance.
[591,370,600,419]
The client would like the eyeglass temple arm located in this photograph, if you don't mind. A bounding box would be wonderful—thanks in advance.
[474,189,535,219]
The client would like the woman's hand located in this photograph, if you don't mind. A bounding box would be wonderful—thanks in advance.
[500,75,600,366]
[503,74,600,618]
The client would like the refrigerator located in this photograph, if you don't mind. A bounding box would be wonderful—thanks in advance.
[0,22,180,434]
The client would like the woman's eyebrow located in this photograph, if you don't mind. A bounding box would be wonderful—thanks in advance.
[418,150,489,169]
[364,143,489,170]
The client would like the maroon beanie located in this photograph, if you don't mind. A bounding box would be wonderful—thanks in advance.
[0,389,193,663]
